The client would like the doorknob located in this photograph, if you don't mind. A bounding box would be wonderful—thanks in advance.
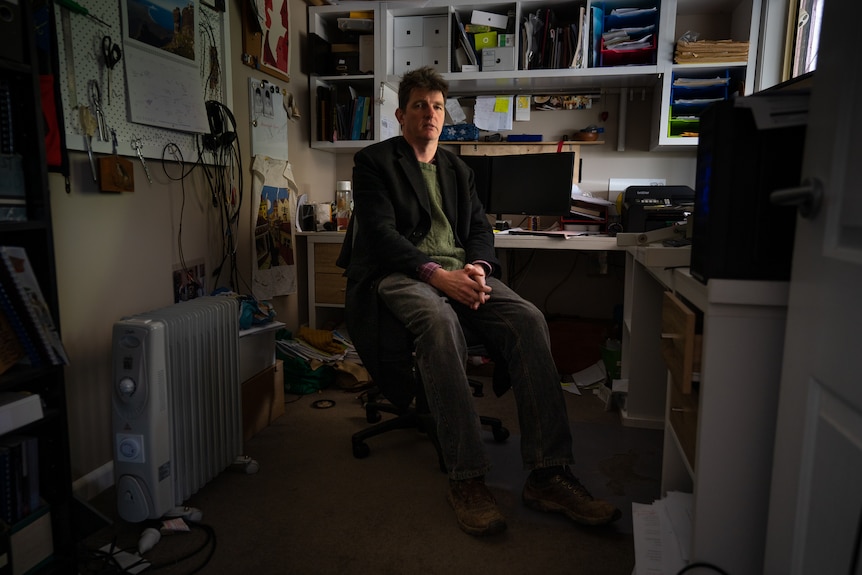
[770,177,823,219]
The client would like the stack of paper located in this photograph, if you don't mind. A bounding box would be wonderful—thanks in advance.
[675,39,749,64]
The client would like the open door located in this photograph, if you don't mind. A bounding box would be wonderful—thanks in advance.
[764,0,862,573]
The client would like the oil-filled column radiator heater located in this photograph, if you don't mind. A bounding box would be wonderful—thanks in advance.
[111,296,241,523]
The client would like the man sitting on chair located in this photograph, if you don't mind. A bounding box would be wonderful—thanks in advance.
[337,66,620,536]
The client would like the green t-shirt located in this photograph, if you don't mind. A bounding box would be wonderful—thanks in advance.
[416,162,465,271]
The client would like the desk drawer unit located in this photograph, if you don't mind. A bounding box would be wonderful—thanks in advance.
[660,291,701,395]
[661,290,702,470]
[314,243,347,305]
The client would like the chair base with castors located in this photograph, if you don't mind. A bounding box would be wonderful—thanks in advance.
[351,383,510,472]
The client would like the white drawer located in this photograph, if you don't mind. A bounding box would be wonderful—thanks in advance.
[423,16,448,47]
[394,16,423,47]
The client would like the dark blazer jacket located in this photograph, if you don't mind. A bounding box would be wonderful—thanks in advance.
[336,136,503,408]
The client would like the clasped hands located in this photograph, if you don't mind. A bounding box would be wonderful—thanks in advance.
[429,263,491,310]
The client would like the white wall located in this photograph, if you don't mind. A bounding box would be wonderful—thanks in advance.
[56,0,696,491]
[55,0,336,487]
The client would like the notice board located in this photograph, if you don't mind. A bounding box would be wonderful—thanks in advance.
[54,0,230,162]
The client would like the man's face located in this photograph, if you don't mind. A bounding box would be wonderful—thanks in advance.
[396,88,446,144]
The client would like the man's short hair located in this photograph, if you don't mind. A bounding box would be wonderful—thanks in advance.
[398,66,449,110]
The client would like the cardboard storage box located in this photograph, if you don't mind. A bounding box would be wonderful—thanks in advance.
[481,46,515,71]
[242,359,285,441]
[470,9,508,30]
[270,359,285,422]
[242,362,278,442]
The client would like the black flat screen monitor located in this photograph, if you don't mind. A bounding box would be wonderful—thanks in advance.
[460,152,575,217]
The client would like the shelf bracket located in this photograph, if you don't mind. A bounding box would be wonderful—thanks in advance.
[618,88,627,152]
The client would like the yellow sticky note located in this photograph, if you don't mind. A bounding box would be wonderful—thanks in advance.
[515,95,531,121]
[494,97,509,113]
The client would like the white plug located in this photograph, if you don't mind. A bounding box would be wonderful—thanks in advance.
[138,527,161,554]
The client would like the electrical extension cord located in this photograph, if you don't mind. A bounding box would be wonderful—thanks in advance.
[164,505,203,522]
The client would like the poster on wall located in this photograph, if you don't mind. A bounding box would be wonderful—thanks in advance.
[120,0,209,133]
[259,0,290,80]
[251,156,298,300]
[241,0,290,83]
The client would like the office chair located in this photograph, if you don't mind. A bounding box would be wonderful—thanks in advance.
[350,304,510,471]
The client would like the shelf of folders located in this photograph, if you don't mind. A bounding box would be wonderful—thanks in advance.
[315,83,374,143]
[522,1,659,71]
[667,68,744,139]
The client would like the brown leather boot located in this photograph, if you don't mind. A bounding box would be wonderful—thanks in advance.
[523,466,621,526]
[447,477,507,536]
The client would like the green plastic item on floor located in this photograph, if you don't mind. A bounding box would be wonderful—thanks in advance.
[278,353,334,395]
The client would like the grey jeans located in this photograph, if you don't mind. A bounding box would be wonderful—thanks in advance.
[377,272,575,480]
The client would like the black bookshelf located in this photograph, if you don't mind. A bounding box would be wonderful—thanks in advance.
[0,0,75,572]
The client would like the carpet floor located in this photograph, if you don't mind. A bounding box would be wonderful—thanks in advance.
[80,381,663,574]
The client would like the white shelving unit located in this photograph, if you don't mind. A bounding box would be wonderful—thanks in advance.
[651,0,762,149]
[308,0,762,153]
[308,1,764,153]
[307,5,398,153]
[625,246,790,574]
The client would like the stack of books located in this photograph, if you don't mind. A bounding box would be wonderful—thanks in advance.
[0,246,68,373]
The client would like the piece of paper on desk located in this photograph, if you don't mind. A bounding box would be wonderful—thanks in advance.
[474,96,513,131]
[572,192,614,205]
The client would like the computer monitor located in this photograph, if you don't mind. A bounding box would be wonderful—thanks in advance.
[460,152,575,218]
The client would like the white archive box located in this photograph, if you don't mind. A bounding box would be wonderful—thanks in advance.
[482,47,515,71]
[239,321,285,383]
[471,10,508,31]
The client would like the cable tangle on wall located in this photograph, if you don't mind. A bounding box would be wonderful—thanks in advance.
[159,99,248,299]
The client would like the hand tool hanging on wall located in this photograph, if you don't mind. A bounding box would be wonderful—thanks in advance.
[56,0,111,27]
[101,35,122,105]
[89,80,107,141]
[131,138,153,184]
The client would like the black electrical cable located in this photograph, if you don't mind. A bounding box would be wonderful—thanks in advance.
[542,252,581,315]
[168,145,203,299]
[145,522,217,573]
[676,562,730,575]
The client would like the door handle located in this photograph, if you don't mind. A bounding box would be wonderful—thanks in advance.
[770,177,823,219]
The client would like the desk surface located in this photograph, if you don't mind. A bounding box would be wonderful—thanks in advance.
[298,230,620,252]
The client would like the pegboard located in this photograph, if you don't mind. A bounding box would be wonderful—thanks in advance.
[54,0,231,163]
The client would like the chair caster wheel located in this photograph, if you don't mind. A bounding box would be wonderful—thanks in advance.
[493,427,510,442]
[366,409,382,424]
[353,441,370,459]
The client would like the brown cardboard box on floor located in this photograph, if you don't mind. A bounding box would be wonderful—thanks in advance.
[242,364,276,442]
[270,359,285,422]
[242,360,285,441]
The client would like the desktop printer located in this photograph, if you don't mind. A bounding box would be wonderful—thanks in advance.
[620,186,694,233]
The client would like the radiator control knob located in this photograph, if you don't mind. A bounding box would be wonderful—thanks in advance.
[118,377,136,397]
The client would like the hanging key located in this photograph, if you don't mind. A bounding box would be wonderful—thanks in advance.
[132,138,152,184]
